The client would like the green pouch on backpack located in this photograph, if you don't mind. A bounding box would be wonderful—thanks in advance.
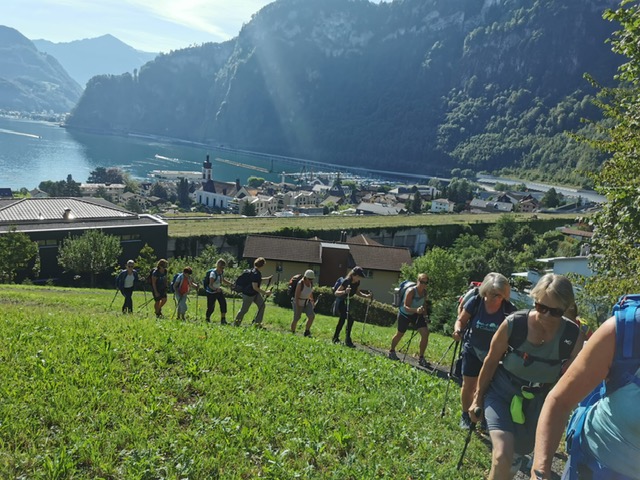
[510,395,525,424]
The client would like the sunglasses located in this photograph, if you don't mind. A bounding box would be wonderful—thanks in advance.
[419,280,428,285]
[534,302,564,318]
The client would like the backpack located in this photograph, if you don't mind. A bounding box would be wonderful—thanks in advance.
[393,280,417,308]
[332,277,344,294]
[168,273,181,294]
[147,268,155,286]
[507,310,579,368]
[564,295,640,480]
[203,269,219,291]
[233,269,254,293]
[287,273,304,299]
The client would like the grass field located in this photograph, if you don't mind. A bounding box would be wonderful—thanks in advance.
[166,212,579,237]
[0,285,494,479]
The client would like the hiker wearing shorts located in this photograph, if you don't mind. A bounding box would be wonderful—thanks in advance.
[388,273,430,367]
[234,257,271,327]
[469,274,583,479]
[453,272,515,429]
[290,269,316,337]
[174,266,199,320]
[152,259,168,318]
[205,259,233,324]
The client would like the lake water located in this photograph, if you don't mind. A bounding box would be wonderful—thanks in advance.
[0,116,288,190]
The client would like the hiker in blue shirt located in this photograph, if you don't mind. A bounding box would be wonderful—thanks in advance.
[205,259,233,324]
[388,273,430,367]
[468,274,583,479]
[531,315,640,480]
[332,266,371,348]
[116,259,139,314]
[453,272,515,430]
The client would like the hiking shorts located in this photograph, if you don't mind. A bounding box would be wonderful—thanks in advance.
[397,312,428,333]
[461,346,483,377]
[154,290,167,301]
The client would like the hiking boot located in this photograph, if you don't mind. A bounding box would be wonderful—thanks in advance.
[460,412,472,430]
[220,319,228,325]
[388,350,399,361]
[253,323,266,330]
[303,330,311,337]
[233,320,242,327]
[332,337,340,344]
[345,340,356,348]
[418,357,430,368]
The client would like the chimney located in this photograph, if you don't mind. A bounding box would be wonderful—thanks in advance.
[63,208,74,220]
[236,178,241,191]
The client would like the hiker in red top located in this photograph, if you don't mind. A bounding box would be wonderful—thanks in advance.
[174,266,198,321]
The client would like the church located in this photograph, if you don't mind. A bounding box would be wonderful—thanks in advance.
[195,155,244,211]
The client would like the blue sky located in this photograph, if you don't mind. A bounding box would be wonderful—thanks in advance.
[2,0,386,53]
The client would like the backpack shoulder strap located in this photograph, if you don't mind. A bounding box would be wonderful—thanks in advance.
[558,320,580,362]
[608,297,640,393]
[508,311,529,350]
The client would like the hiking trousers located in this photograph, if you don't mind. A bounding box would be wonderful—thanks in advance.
[235,293,266,325]
[206,291,227,321]
[333,299,354,342]
[121,287,134,313]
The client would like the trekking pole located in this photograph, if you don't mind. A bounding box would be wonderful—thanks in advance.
[430,339,456,375]
[440,340,461,417]
[401,328,419,362]
[360,295,373,343]
[195,289,199,321]
[109,288,119,310]
[456,407,482,470]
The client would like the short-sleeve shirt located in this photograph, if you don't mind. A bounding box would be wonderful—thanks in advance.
[153,268,167,292]
[339,278,360,298]
[244,268,262,296]
[464,295,515,361]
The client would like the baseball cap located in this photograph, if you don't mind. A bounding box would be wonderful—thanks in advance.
[304,269,315,279]
[353,267,365,277]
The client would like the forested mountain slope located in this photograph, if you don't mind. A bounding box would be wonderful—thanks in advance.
[65,0,621,184]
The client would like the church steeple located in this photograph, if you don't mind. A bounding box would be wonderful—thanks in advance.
[203,154,212,181]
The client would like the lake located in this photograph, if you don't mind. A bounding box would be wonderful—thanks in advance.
[0,116,290,190]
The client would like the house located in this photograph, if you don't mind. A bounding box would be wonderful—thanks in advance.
[242,234,412,302]
[79,183,126,197]
[237,194,278,216]
[29,188,49,198]
[468,198,514,213]
[0,197,168,282]
[355,202,405,216]
[0,188,13,199]
[430,198,456,213]
[195,155,240,210]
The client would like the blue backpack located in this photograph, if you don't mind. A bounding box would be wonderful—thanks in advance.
[168,273,181,294]
[393,280,416,308]
[564,294,640,480]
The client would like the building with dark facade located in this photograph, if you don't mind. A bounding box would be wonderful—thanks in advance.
[0,197,167,282]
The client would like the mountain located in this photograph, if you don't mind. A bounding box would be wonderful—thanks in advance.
[0,26,82,113]
[65,0,623,183]
[32,35,158,88]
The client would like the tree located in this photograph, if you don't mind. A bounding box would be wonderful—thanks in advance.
[247,176,265,188]
[149,182,168,200]
[0,228,38,283]
[177,178,191,208]
[411,192,422,213]
[540,188,561,208]
[58,230,122,287]
[87,167,125,184]
[241,201,257,216]
[582,3,640,301]
[134,243,157,281]
[125,197,143,213]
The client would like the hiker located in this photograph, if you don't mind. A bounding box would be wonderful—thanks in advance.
[234,257,272,328]
[332,266,372,348]
[205,259,233,324]
[290,269,317,337]
[468,273,583,479]
[453,272,516,430]
[173,266,199,320]
[116,259,139,314]
[151,259,169,318]
[531,311,640,480]
[388,273,430,367]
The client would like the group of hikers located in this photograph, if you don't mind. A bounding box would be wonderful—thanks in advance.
[115,258,639,479]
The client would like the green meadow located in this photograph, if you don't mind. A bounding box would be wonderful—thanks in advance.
[0,285,492,479]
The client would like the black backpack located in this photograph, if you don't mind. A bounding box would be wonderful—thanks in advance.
[203,269,219,290]
[287,273,304,299]
[332,277,344,294]
[233,269,253,293]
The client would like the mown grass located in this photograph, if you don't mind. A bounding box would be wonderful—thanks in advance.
[0,285,492,479]
[166,212,578,237]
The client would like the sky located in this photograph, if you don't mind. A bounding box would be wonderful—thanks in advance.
[2,0,386,53]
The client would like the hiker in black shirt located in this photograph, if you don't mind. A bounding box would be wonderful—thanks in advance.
[332,266,371,347]
[234,257,272,327]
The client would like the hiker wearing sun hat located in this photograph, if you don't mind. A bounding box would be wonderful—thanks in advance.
[290,269,318,337]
